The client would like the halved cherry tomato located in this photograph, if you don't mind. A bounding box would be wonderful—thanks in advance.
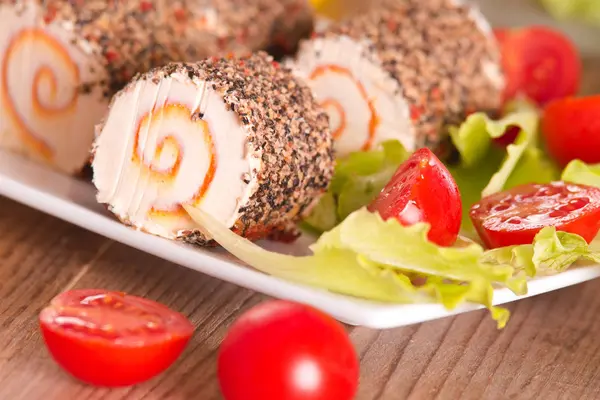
[218,300,359,400]
[496,26,581,106]
[368,148,462,246]
[470,181,600,249]
[542,95,600,166]
[39,289,194,387]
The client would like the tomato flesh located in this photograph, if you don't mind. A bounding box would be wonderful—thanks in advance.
[493,125,521,147]
[368,147,462,246]
[470,182,600,249]
[39,289,194,387]
[542,95,600,166]
[497,26,581,106]
[218,300,359,400]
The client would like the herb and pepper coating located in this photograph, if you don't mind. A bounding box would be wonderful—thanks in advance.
[92,52,334,245]
[292,0,504,158]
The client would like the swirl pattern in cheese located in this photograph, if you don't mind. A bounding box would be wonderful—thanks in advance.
[1,28,78,161]
[131,104,217,220]
[93,75,254,240]
[310,64,378,150]
[293,36,414,157]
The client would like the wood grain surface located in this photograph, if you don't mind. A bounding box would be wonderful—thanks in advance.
[1,42,600,400]
[4,199,600,400]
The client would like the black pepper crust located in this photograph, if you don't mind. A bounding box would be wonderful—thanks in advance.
[100,52,334,245]
[308,0,503,150]
[3,0,315,99]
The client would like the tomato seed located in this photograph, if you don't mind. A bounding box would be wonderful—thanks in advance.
[494,204,511,212]
[569,197,590,209]
[506,217,522,224]
[549,210,570,218]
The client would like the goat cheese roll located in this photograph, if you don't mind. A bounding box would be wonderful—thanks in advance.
[292,0,504,157]
[92,52,334,245]
[0,0,316,174]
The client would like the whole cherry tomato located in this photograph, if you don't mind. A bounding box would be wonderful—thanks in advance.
[542,95,600,166]
[217,300,359,400]
[39,289,194,387]
[495,26,581,106]
[470,181,600,249]
[368,147,462,246]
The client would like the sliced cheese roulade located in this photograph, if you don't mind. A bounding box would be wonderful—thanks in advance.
[0,1,108,174]
[0,0,316,174]
[292,0,504,158]
[92,52,334,245]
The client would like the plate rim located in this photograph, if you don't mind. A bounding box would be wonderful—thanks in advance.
[1,152,599,329]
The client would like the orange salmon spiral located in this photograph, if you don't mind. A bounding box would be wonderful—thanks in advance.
[309,64,379,151]
[131,103,217,219]
[1,28,79,161]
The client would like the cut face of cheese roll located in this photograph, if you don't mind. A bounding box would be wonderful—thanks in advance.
[0,0,315,174]
[0,0,108,174]
[292,0,504,157]
[92,52,334,245]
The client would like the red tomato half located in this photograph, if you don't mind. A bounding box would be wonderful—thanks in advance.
[218,300,359,400]
[496,26,581,106]
[542,95,600,166]
[39,289,194,387]
[470,182,600,249]
[368,148,462,246]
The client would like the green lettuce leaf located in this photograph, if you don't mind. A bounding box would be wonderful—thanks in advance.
[185,206,598,329]
[186,205,523,328]
[302,140,409,233]
[184,205,428,304]
[482,227,600,277]
[561,159,600,188]
[448,103,559,232]
[505,146,559,189]
[540,0,600,26]
[301,192,338,233]
[448,150,505,235]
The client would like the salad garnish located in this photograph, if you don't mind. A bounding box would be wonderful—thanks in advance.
[304,101,560,235]
[302,140,408,234]
[562,159,600,187]
[182,23,599,329]
[185,204,600,329]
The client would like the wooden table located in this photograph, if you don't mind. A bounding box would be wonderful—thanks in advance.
[2,62,600,400]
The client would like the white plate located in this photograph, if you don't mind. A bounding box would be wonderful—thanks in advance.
[1,149,600,329]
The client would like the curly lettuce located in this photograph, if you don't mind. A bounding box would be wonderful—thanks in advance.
[483,227,600,277]
[448,103,559,232]
[561,159,600,187]
[302,140,408,234]
[185,205,600,328]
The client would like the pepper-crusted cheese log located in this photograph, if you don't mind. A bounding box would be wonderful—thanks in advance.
[292,0,504,157]
[0,0,315,174]
[92,52,334,245]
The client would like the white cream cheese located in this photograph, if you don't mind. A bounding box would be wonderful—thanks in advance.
[93,73,255,239]
[0,1,108,174]
[292,36,415,156]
